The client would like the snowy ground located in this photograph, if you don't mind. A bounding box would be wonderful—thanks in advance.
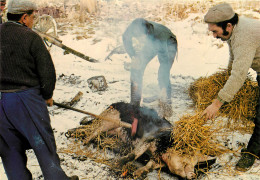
[1,0,260,179]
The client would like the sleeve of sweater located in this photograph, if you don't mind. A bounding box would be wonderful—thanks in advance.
[30,34,56,100]
[218,34,257,102]
[227,41,234,69]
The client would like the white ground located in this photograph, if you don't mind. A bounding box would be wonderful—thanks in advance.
[1,0,260,179]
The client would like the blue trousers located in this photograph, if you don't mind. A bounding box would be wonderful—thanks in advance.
[130,37,177,106]
[0,88,69,180]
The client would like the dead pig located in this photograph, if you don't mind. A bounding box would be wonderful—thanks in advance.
[81,102,214,179]
[82,102,172,145]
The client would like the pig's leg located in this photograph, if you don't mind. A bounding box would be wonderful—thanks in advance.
[133,159,165,177]
[84,122,120,145]
[83,130,100,145]
[134,141,152,160]
[107,127,129,143]
[84,108,121,145]
[107,127,121,135]
[117,140,151,165]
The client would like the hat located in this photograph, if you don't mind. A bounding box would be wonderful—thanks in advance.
[204,3,235,23]
[7,0,37,14]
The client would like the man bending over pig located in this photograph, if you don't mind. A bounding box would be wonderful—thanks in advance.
[202,3,260,171]
[122,18,178,118]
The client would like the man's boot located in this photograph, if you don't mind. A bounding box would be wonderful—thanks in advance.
[235,146,258,172]
[158,88,173,118]
[69,175,79,180]
[130,81,141,107]
[235,151,255,172]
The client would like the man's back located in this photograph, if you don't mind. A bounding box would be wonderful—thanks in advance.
[0,21,56,99]
[149,20,176,41]
[228,17,260,72]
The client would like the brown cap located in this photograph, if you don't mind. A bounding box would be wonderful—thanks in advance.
[7,0,37,14]
[204,3,235,23]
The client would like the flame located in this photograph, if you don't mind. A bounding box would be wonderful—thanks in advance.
[121,169,128,177]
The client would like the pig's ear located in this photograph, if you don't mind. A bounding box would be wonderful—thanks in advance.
[197,155,216,162]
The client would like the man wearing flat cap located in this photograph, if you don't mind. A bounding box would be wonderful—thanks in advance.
[0,0,78,179]
[202,3,260,172]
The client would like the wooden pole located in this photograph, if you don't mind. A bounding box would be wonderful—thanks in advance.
[33,28,98,63]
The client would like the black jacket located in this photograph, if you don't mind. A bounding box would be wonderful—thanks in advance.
[0,22,56,99]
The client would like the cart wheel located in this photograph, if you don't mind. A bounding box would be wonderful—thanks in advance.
[34,14,58,38]
[0,7,7,23]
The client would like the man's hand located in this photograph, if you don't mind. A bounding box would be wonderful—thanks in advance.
[45,98,53,106]
[202,98,223,120]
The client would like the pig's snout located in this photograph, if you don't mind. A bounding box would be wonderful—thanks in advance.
[161,152,196,180]
[184,164,196,179]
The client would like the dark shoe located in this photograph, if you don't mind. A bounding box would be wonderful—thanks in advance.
[235,151,256,172]
[69,175,79,180]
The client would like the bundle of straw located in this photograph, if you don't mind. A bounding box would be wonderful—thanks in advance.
[169,113,228,158]
[188,68,259,123]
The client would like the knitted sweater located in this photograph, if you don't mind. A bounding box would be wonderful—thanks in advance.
[218,17,260,102]
[0,22,56,99]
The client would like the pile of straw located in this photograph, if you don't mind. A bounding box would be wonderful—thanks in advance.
[188,68,259,124]
[168,113,228,158]
[166,68,258,176]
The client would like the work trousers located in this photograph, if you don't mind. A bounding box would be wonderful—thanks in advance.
[247,75,260,157]
[130,37,177,106]
[0,87,69,180]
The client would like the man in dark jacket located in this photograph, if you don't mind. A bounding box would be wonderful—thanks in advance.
[122,18,177,118]
[0,0,78,179]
